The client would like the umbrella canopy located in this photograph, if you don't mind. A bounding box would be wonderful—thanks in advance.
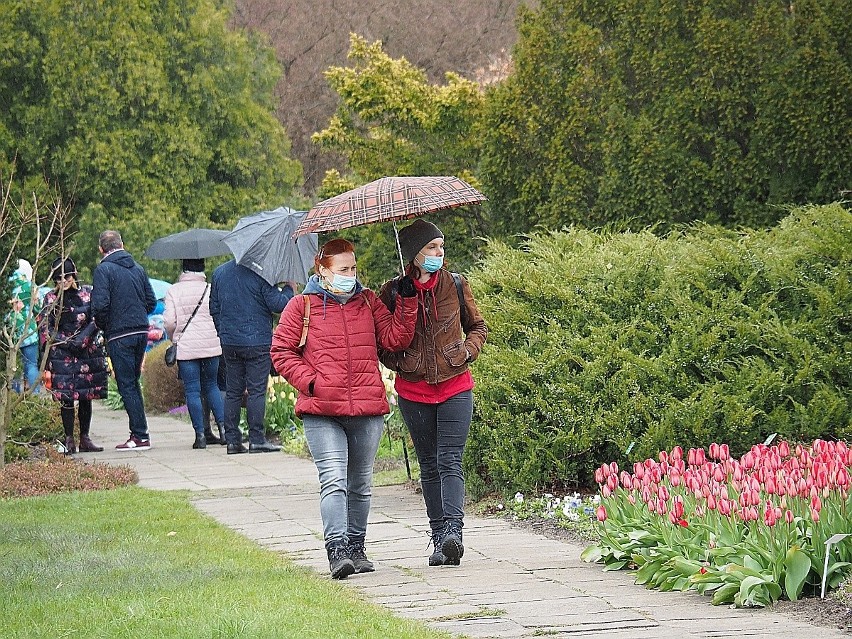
[292,176,487,237]
[144,228,231,260]
[148,278,172,300]
[223,207,318,286]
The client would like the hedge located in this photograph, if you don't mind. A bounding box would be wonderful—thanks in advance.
[466,203,851,496]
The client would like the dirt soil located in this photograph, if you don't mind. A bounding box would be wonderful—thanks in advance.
[504,515,852,634]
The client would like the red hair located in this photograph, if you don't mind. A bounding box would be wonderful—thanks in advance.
[315,238,355,272]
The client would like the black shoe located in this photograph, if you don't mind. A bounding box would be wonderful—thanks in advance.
[249,441,281,453]
[428,528,458,566]
[226,443,248,455]
[216,423,227,445]
[203,427,221,446]
[348,542,375,573]
[192,433,207,449]
[327,544,355,580]
[441,520,464,562]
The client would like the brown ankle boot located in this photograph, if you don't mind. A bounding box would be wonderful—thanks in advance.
[64,436,76,454]
[78,435,104,452]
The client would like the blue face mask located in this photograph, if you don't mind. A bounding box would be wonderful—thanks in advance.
[328,273,356,293]
[420,255,443,273]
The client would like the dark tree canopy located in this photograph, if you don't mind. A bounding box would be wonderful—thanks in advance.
[479,0,852,235]
[0,0,302,277]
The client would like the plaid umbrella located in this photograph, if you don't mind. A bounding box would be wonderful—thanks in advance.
[292,176,486,238]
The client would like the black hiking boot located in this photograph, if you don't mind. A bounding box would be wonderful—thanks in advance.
[327,543,355,580]
[441,519,464,563]
[348,541,375,573]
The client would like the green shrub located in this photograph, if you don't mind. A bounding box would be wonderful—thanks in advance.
[4,393,61,463]
[468,203,851,496]
[142,342,185,413]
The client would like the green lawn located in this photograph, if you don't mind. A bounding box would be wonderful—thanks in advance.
[0,487,449,639]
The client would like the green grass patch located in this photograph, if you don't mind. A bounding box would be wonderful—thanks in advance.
[0,487,449,639]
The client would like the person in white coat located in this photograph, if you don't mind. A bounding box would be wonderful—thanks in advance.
[163,259,226,449]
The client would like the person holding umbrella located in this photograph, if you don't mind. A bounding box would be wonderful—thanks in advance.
[270,238,418,579]
[377,219,488,567]
[163,258,226,449]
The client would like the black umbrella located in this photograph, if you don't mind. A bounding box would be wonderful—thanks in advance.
[145,229,232,260]
[223,207,318,285]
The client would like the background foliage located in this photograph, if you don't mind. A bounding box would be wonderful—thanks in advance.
[0,0,303,280]
[465,203,851,497]
[478,0,852,235]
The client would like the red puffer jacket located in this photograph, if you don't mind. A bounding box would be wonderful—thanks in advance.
[271,289,417,417]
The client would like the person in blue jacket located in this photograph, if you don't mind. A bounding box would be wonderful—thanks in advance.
[210,259,293,454]
[92,230,157,451]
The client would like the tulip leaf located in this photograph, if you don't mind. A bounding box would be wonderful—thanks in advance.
[783,548,810,601]
[634,558,664,585]
[580,545,602,563]
[603,560,627,571]
[711,582,739,605]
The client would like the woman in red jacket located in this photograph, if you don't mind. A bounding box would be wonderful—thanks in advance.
[378,220,488,567]
[271,238,417,579]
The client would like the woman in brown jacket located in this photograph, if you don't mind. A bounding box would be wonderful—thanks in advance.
[378,219,488,567]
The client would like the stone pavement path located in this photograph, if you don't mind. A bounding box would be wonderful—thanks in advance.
[88,405,847,638]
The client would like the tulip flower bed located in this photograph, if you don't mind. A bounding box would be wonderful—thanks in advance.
[581,440,852,608]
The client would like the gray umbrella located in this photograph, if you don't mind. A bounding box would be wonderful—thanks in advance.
[223,207,318,285]
[145,228,232,260]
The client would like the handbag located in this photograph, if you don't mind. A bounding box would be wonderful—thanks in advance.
[67,320,100,355]
[164,284,208,367]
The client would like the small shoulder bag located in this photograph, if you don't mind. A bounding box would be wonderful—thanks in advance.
[164,284,208,367]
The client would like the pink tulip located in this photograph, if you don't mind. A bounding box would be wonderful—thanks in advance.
[710,442,720,459]
[688,448,697,466]
[671,446,683,461]
[719,444,730,461]
[596,505,607,522]
[810,507,820,523]
[707,494,717,510]
[602,485,612,499]
[713,466,726,483]
[785,509,794,524]
[779,440,790,458]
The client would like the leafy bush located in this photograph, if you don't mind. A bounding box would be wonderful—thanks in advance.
[0,447,137,498]
[142,343,185,413]
[468,204,851,496]
[4,393,61,463]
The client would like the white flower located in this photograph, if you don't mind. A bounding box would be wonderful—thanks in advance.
[514,492,524,504]
[591,494,601,505]
[564,510,580,522]
[497,503,504,510]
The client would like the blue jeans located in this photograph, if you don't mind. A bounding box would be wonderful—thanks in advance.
[19,342,40,392]
[107,333,149,440]
[302,414,384,548]
[222,344,271,445]
[398,391,473,532]
[178,357,225,435]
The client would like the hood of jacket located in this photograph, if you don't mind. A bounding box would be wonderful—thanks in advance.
[101,249,137,269]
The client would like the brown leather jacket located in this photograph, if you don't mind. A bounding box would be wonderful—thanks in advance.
[378,269,487,384]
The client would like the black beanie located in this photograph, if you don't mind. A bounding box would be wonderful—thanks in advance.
[398,219,444,263]
[182,258,205,273]
[50,257,77,282]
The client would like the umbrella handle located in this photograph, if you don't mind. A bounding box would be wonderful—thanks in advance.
[393,221,406,275]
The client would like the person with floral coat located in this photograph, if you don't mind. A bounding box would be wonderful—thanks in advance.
[38,257,108,454]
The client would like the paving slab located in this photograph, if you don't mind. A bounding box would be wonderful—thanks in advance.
[87,404,848,639]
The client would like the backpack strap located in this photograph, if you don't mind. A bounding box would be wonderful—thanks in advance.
[451,272,468,329]
[297,295,310,348]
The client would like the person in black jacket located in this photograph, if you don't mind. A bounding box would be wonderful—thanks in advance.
[38,257,108,454]
[92,230,157,451]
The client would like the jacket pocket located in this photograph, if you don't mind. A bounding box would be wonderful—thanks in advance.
[442,340,468,368]
[397,348,423,374]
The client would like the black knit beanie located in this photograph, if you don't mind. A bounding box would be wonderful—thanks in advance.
[397,219,444,263]
[182,258,205,273]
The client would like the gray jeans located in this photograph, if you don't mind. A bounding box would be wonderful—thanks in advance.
[302,414,384,549]
[398,390,473,532]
